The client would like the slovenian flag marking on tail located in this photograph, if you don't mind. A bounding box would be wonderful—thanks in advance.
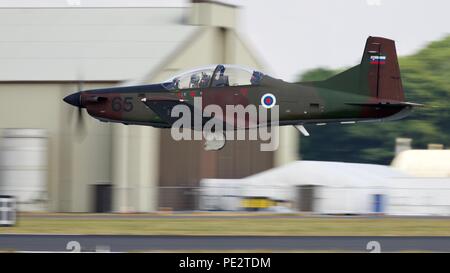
[370,55,386,65]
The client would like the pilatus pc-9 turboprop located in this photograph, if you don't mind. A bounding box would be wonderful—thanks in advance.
[64,36,421,150]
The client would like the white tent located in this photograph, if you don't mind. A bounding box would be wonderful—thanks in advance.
[387,178,450,216]
[199,179,244,211]
[392,150,450,177]
[241,161,405,214]
[200,161,450,216]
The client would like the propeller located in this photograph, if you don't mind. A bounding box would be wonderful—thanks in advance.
[65,80,87,141]
[75,80,87,141]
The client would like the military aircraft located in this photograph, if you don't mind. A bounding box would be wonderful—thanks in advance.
[64,36,421,150]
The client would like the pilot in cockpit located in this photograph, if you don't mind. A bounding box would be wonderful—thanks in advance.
[213,65,229,87]
[190,73,200,88]
[199,72,211,88]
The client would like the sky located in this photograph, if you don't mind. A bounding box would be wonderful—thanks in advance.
[238,0,450,80]
[1,0,449,81]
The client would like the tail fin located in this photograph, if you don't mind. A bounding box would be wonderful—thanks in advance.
[320,36,404,102]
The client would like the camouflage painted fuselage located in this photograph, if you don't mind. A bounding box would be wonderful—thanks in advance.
[65,37,418,131]
[79,76,409,130]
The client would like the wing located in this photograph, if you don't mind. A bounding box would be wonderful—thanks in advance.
[141,96,196,126]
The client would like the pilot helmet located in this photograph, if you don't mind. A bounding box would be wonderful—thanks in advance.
[191,73,200,82]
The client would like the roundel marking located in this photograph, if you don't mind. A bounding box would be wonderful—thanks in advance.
[261,93,276,109]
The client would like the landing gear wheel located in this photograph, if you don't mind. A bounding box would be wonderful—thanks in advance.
[204,131,226,151]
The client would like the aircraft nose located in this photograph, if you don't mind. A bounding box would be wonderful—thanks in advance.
[63,92,83,108]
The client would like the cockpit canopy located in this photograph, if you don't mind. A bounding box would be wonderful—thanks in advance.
[162,64,265,90]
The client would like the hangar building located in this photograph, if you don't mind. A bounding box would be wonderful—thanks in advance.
[0,1,299,212]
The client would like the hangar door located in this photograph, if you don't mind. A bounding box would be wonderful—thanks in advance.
[158,129,274,211]
[297,185,318,212]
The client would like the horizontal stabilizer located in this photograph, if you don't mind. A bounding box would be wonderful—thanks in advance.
[346,102,424,108]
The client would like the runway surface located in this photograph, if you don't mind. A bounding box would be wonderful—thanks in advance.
[1,235,450,252]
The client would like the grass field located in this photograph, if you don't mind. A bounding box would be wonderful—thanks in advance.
[2,215,450,236]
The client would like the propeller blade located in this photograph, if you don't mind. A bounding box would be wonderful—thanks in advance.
[66,79,87,142]
[74,105,87,141]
